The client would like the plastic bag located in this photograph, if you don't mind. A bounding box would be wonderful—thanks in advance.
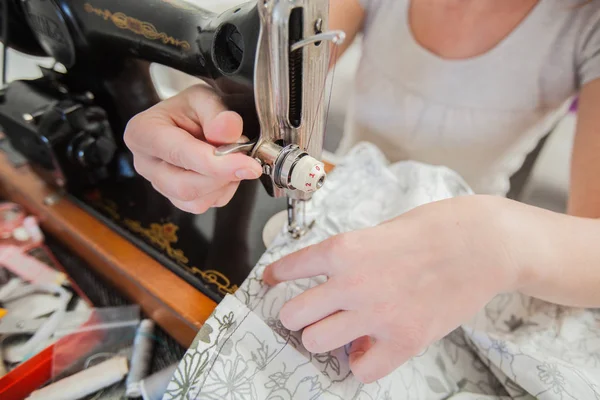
[51,305,140,382]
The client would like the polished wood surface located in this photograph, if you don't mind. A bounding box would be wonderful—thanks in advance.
[0,153,336,346]
[324,161,334,173]
[0,153,217,347]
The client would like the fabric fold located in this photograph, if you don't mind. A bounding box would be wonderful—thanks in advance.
[165,143,600,400]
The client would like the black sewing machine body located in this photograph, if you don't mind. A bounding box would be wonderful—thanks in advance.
[0,0,294,302]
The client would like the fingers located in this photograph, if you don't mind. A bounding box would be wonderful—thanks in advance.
[301,310,370,354]
[123,85,261,216]
[135,153,241,212]
[135,156,223,201]
[203,111,245,146]
[166,85,244,145]
[279,280,349,331]
[212,182,239,208]
[349,341,403,384]
[182,85,230,131]
[169,188,228,215]
[263,238,342,286]
[129,117,261,178]
[349,336,374,356]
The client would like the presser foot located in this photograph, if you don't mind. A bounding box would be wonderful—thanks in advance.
[287,220,315,240]
[262,199,314,247]
[286,198,314,240]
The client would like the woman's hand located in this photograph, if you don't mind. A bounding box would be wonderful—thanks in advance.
[264,195,530,384]
[124,84,263,214]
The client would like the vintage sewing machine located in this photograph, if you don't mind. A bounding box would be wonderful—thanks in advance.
[0,0,343,344]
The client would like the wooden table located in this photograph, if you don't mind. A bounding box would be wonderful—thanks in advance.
[0,151,336,347]
[0,153,216,347]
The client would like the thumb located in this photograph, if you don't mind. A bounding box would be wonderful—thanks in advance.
[204,111,244,146]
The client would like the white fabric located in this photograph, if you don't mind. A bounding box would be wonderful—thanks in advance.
[338,0,600,196]
[164,143,600,399]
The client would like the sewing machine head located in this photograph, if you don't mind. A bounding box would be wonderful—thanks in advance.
[0,0,347,301]
[0,0,344,238]
[215,0,345,237]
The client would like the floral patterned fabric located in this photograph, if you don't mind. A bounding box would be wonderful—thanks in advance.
[164,143,600,400]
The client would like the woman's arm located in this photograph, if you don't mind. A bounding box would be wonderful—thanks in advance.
[568,80,600,218]
[259,81,600,383]
[329,0,365,67]
[508,80,600,307]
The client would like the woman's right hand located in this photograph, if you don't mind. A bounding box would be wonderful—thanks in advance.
[124,84,263,214]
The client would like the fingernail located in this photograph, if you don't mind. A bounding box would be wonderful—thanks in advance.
[235,169,260,180]
[262,267,276,286]
[349,351,365,363]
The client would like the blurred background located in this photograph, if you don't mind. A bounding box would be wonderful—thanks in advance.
[0,0,574,213]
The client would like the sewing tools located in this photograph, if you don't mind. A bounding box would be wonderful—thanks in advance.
[0,203,44,248]
[126,319,155,398]
[0,246,68,286]
[1,283,71,363]
[26,355,129,400]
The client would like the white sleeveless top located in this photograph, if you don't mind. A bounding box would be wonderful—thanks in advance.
[337,0,600,196]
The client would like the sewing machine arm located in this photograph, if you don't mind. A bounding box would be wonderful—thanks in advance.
[0,0,343,236]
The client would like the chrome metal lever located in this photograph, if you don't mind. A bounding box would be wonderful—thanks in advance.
[215,139,326,194]
[290,30,346,52]
[213,136,256,156]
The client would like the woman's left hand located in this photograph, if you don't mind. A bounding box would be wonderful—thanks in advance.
[263,195,530,384]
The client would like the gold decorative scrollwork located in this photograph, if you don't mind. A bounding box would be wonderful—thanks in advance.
[86,189,238,294]
[98,199,119,221]
[190,267,239,296]
[124,220,189,265]
[123,219,239,295]
[83,3,191,50]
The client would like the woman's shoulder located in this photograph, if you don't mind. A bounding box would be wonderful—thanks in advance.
[545,0,600,29]
[551,1,600,81]
[572,2,600,87]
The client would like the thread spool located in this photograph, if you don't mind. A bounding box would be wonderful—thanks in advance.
[27,356,128,400]
[126,319,155,398]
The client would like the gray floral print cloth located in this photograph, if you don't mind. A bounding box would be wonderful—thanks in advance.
[164,143,600,400]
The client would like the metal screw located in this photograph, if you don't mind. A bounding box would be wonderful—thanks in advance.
[263,164,272,175]
[317,176,325,189]
[22,114,34,123]
[85,92,95,101]
[315,18,323,33]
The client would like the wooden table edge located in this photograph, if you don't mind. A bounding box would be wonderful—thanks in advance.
[0,154,216,347]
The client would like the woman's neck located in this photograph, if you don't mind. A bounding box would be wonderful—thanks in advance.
[409,0,540,60]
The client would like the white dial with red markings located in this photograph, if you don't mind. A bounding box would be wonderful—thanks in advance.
[290,156,326,193]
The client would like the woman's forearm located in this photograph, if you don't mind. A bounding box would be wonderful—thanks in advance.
[498,197,600,308]
[328,0,365,68]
